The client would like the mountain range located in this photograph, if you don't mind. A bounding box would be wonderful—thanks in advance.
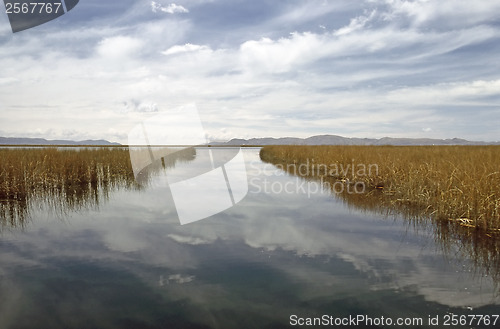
[0,137,121,146]
[217,135,500,146]
[1,135,498,146]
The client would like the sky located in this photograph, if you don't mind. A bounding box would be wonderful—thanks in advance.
[0,0,499,143]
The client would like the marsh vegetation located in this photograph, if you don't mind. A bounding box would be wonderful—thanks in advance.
[1,147,499,325]
[260,145,500,232]
[260,145,500,281]
[0,146,199,229]
[0,147,138,228]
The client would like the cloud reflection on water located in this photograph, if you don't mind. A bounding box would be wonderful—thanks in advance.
[0,148,499,328]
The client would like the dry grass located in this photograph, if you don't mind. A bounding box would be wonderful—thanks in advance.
[260,145,500,234]
[0,147,198,228]
[0,147,138,227]
[261,145,500,283]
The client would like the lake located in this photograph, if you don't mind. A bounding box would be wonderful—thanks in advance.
[0,147,498,329]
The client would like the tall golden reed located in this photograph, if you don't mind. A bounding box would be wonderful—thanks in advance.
[260,145,500,233]
[0,147,138,226]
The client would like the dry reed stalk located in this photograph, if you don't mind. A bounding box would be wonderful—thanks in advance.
[260,145,500,234]
[0,147,138,226]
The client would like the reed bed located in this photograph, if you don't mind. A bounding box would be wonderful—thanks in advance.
[261,145,500,283]
[0,147,139,227]
[260,145,500,234]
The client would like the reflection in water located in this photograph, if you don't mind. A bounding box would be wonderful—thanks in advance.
[0,147,196,229]
[261,155,500,288]
[130,146,198,186]
[1,148,499,328]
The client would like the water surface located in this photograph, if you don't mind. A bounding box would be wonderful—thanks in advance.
[0,148,498,329]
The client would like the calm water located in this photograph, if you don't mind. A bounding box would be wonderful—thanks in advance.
[0,148,498,329]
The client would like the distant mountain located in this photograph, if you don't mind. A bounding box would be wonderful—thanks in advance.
[216,135,500,146]
[2,135,498,146]
[0,137,121,146]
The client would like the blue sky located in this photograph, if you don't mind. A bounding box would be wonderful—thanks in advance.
[0,0,499,143]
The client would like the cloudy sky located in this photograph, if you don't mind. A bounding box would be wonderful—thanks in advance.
[0,0,499,143]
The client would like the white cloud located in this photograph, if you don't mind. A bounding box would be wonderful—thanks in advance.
[236,21,496,76]
[162,43,211,56]
[1,0,499,143]
[151,2,189,14]
[97,36,143,59]
[239,33,324,73]
[335,9,376,36]
[272,1,355,27]
[166,274,195,284]
[104,230,149,252]
[386,80,500,105]
[122,99,159,113]
[378,0,500,29]
[167,234,215,245]
[0,77,18,85]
